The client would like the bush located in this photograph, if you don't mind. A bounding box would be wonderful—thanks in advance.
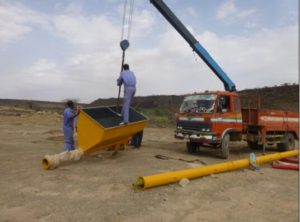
[155,116,172,124]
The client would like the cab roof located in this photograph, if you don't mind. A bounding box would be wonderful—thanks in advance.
[185,91,239,97]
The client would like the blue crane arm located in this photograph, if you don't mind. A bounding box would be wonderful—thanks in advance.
[150,0,236,92]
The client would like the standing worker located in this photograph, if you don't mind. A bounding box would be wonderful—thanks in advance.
[117,64,136,125]
[130,131,144,148]
[63,100,80,151]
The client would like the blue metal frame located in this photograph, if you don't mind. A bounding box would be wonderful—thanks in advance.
[150,0,236,92]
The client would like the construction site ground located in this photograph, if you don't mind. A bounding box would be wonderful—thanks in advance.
[0,106,298,222]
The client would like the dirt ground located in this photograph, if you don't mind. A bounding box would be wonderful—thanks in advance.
[0,106,298,222]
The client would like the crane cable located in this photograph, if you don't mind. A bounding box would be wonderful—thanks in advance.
[117,0,135,112]
[121,0,134,41]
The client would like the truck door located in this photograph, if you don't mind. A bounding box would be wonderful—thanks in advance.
[214,95,235,137]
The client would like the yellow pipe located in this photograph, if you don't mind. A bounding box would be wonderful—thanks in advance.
[133,150,299,189]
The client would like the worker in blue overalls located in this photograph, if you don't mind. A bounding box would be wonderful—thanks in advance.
[117,64,136,125]
[63,100,80,151]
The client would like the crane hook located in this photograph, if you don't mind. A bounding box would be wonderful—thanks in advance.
[120,39,130,51]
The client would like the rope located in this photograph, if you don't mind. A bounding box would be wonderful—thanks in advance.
[154,154,207,165]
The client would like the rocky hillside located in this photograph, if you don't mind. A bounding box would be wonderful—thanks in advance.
[0,99,66,112]
[239,84,299,111]
[0,84,298,119]
[92,84,299,112]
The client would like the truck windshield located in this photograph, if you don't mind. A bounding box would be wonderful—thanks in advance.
[179,94,217,113]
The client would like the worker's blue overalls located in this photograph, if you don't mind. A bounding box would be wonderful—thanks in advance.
[117,69,136,123]
[63,107,76,151]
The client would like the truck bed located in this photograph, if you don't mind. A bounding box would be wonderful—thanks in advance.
[241,108,299,137]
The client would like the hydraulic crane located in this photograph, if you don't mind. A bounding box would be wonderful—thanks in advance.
[150,0,236,92]
[149,0,298,159]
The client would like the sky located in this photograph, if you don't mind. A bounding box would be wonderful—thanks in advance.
[0,0,298,103]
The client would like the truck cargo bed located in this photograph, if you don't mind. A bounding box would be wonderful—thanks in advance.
[242,108,298,137]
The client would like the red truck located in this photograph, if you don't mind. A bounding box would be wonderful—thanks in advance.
[149,0,298,158]
[175,91,298,158]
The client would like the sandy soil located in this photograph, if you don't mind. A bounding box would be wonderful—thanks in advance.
[0,106,298,222]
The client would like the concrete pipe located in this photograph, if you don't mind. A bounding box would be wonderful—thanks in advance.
[42,149,83,170]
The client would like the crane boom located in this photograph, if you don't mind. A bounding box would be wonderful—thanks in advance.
[150,0,236,92]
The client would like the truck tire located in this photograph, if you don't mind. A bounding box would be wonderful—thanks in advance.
[186,142,198,154]
[220,134,230,159]
[247,141,263,150]
[277,133,295,151]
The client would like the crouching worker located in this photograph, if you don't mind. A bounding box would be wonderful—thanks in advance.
[63,100,80,151]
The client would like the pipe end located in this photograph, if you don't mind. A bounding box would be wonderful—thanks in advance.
[132,177,145,189]
[42,157,51,170]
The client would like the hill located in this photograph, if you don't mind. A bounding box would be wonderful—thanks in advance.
[0,99,67,113]
[239,84,299,111]
[92,84,299,111]
[0,84,298,124]
[92,84,299,124]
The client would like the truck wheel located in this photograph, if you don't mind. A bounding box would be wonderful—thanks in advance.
[220,134,230,159]
[186,142,198,154]
[277,133,295,151]
[247,141,263,150]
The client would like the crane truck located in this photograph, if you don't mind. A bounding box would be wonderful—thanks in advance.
[150,0,299,158]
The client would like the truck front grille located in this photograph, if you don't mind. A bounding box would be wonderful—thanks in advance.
[177,121,212,132]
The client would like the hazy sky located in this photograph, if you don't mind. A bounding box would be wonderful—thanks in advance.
[0,0,298,103]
